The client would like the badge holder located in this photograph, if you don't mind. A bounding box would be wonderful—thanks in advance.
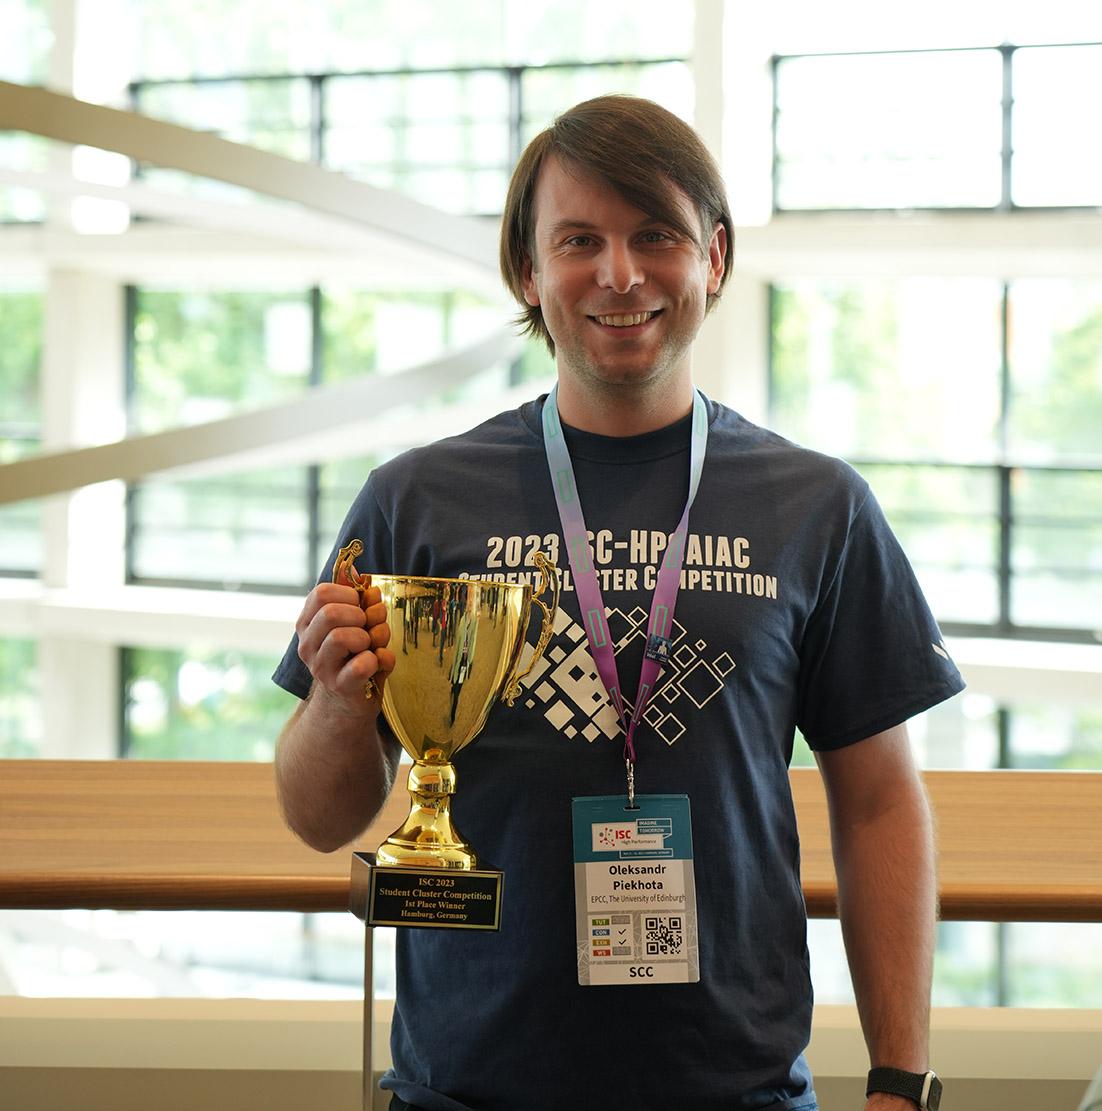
[572,794,700,986]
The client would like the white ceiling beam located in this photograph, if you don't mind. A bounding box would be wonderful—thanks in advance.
[0,80,499,273]
[0,328,522,505]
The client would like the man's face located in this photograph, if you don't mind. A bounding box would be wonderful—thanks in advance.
[521,155,726,398]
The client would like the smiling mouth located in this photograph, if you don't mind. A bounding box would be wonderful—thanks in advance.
[591,310,660,327]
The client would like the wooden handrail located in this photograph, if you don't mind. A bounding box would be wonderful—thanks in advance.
[1,760,1099,920]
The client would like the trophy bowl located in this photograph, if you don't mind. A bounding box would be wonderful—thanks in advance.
[335,541,559,873]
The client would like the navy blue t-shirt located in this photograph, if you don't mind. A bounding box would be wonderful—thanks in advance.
[273,396,964,1111]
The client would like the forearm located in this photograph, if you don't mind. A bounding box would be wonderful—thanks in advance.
[275,683,400,852]
[833,781,936,1073]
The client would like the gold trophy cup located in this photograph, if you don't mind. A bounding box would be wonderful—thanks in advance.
[336,540,559,929]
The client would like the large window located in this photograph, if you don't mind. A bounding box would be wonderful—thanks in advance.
[771,34,1101,1013]
[124,50,688,591]
[770,278,1102,640]
[127,288,319,590]
[125,286,516,590]
[773,43,1102,211]
[130,58,691,218]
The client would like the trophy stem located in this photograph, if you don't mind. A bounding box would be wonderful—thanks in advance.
[376,760,477,870]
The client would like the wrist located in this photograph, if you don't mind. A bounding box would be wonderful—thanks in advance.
[310,681,381,724]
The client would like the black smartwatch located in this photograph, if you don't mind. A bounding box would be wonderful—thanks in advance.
[866,1067,942,1110]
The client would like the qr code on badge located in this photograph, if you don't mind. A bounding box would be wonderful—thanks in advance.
[644,915,683,956]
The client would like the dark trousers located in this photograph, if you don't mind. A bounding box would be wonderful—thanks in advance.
[389,1098,428,1111]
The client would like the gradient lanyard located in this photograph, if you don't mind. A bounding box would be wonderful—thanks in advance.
[543,385,708,806]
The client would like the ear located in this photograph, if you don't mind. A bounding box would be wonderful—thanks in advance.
[521,252,541,307]
[706,224,727,296]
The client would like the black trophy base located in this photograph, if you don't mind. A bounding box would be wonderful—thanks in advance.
[350,852,503,930]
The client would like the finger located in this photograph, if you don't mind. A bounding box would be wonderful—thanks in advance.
[304,626,373,686]
[363,599,388,628]
[368,621,391,651]
[295,583,361,637]
[358,645,395,704]
[297,601,367,661]
[318,581,361,604]
[333,645,387,700]
[373,646,396,677]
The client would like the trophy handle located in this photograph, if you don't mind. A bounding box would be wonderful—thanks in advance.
[502,550,560,707]
[333,539,367,593]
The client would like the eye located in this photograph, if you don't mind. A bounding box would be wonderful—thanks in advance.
[639,229,673,245]
[565,234,595,248]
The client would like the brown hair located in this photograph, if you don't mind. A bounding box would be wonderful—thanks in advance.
[500,94,733,354]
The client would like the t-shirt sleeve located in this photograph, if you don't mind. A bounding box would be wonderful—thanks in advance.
[795,484,965,751]
[271,473,395,700]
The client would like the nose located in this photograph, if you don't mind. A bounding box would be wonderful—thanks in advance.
[596,241,645,294]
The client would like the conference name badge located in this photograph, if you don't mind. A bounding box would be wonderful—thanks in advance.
[572,795,699,986]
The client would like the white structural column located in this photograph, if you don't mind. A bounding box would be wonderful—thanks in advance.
[38,269,127,758]
[33,0,123,758]
[691,0,772,422]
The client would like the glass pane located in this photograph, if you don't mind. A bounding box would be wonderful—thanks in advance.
[812,919,1002,1006]
[771,280,1003,462]
[0,0,51,83]
[121,646,298,760]
[128,469,311,589]
[129,290,315,589]
[1007,280,1102,465]
[0,907,395,999]
[134,78,313,160]
[856,464,1000,626]
[0,134,50,223]
[1013,45,1102,207]
[775,50,1003,209]
[324,288,499,384]
[1011,469,1102,631]
[318,455,382,552]
[506,2,691,66]
[0,438,42,575]
[1008,704,1102,770]
[325,72,511,215]
[933,921,1001,1006]
[129,0,689,77]
[0,637,41,757]
[1004,923,1102,1006]
[522,62,693,143]
[0,287,44,573]
[132,290,312,434]
[0,288,43,429]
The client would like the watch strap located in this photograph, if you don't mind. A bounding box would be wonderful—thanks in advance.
[866,1067,942,1110]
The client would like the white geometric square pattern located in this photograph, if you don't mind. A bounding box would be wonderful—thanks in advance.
[519,605,735,747]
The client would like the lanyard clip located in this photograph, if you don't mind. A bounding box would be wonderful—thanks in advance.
[625,758,637,810]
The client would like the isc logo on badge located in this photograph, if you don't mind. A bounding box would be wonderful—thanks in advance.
[591,822,664,852]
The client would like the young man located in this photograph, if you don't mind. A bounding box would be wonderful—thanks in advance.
[274,96,961,1111]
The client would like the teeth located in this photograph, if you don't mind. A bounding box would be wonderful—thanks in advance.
[595,312,655,327]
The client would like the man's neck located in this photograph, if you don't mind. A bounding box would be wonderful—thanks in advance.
[553,376,695,437]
